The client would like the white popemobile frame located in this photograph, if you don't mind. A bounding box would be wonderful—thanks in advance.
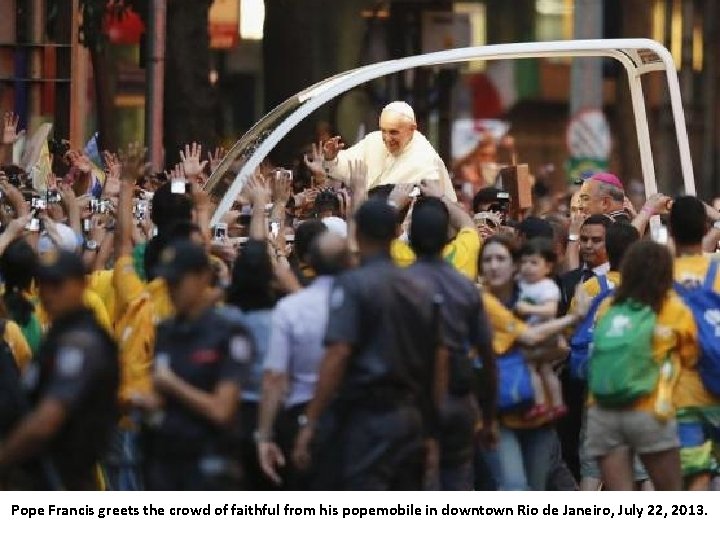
[208,39,695,226]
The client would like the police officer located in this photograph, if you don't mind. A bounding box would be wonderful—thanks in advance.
[140,240,252,490]
[0,250,119,490]
[405,196,497,490]
[292,198,444,490]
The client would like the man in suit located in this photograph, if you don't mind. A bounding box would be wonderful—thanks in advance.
[556,213,611,481]
[558,214,612,317]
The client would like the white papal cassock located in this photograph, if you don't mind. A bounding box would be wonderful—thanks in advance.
[322,131,457,201]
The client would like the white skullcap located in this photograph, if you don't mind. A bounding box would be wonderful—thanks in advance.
[381,101,416,124]
[322,216,348,238]
[37,223,80,254]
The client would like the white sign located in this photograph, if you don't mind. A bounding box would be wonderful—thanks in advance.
[566,109,611,159]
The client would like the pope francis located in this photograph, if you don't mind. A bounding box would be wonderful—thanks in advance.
[322,101,457,201]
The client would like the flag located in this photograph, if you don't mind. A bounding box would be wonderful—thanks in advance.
[83,132,106,196]
[31,141,52,192]
[83,132,102,168]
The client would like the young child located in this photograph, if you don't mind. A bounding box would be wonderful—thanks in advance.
[516,237,566,419]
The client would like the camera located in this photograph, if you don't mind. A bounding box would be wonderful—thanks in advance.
[237,205,251,227]
[134,200,149,220]
[213,223,228,242]
[26,218,40,232]
[82,218,92,233]
[31,197,46,211]
[25,209,43,232]
[171,180,191,195]
[47,190,62,204]
[275,168,293,182]
[269,220,280,238]
[89,199,111,214]
[48,138,71,158]
[487,191,511,216]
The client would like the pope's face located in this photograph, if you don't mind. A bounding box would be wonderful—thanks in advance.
[379,111,415,156]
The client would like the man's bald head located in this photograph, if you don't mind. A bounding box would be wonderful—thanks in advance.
[308,231,349,276]
[379,102,416,156]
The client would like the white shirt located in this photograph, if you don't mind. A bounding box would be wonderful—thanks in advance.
[519,278,561,324]
[323,130,456,201]
[592,262,610,276]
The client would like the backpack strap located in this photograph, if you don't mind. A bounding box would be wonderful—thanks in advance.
[598,275,609,293]
[704,259,720,290]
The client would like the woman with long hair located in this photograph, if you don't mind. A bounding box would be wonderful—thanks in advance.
[0,239,42,355]
[222,239,278,489]
[585,240,695,490]
[477,235,589,490]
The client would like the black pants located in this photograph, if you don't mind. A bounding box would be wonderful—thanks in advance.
[431,394,478,491]
[145,455,242,491]
[239,400,312,490]
[275,402,311,490]
[310,403,425,490]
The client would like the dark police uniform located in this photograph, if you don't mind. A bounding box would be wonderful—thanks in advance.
[24,307,119,490]
[313,254,440,490]
[144,307,252,490]
[407,258,493,490]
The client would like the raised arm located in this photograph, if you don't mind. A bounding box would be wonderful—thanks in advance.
[322,135,368,183]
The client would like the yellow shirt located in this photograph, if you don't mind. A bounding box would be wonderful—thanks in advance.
[567,271,620,338]
[33,289,112,335]
[480,290,552,429]
[593,293,698,415]
[481,291,528,356]
[672,255,720,409]
[88,270,118,329]
[392,227,481,281]
[114,255,174,323]
[5,320,31,372]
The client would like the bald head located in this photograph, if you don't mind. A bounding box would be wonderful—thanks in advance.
[309,231,349,276]
[379,102,416,156]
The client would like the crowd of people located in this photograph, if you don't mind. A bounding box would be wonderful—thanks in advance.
[0,101,718,491]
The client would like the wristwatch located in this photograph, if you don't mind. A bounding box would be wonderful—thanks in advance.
[297,414,313,429]
[84,239,99,251]
[568,233,579,242]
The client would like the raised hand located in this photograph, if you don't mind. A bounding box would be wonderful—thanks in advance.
[0,175,27,215]
[103,151,121,182]
[420,178,444,199]
[322,135,344,161]
[346,159,368,195]
[2,112,25,145]
[389,183,415,210]
[246,173,271,207]
[303,141,326,177]
[180,142,208,180]
[642,193,672,216]
[117,142,147,184]
[271,169,293,206]
[3,214,32,239]
[208,147,227,174]
[66,150,92,174]
[47,173,59,191]
[167,163,185,181]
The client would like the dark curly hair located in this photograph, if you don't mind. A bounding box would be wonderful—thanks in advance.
[0,239,38,325]
[226,239,277,311]
[613,240,672,313]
